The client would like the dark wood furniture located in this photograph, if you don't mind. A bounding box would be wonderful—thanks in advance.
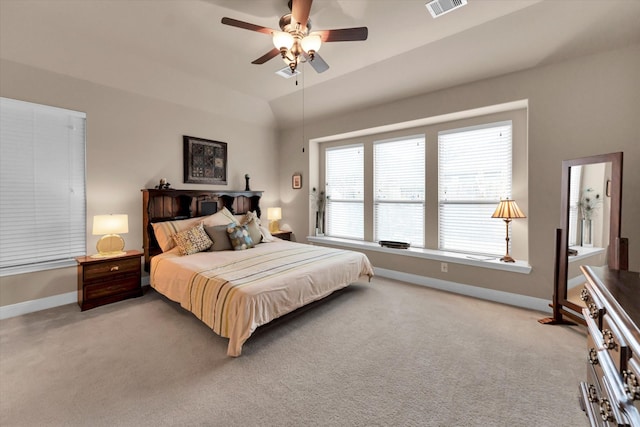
[579,265,640,426]
[76,250,143,311]
[271,231,292,241]
[540,151,624,325]
[142,189,263,271]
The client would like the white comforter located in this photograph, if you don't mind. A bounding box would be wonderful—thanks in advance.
[150,240,374,356]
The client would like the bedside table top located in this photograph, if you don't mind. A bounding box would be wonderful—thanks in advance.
[76,249,143,265]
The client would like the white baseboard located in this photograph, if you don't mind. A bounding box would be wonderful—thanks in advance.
[374,267,552,313]
[0,276,151,320]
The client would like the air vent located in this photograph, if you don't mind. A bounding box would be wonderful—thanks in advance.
[275,67,301,79]
[425,0,468,18]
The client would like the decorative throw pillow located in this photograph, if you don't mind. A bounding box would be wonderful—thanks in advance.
[152,217,202,252]
[203,207,237,227]
[240,211,262,244]
[172,222,213,255]
[204,224,233,251]
[226,224,254,251]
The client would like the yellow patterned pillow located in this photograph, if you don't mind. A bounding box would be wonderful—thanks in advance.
[152,217,201,252]
[172,222,213,255]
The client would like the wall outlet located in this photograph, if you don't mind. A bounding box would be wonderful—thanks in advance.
[441,262,448,273]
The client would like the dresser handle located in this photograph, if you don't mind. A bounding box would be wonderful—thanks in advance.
[587,384,598,402]
[602,329,616,350]
[588,303,599,319]
[580,288,590,302]
[599,398,614,422]
[110,266,119,272]
[623,369,640,400]
[588,348,599,365]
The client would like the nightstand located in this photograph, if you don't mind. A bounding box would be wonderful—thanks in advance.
[76,250,143,311]
[271,231,292,241]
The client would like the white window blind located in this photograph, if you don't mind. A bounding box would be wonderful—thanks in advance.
[374,136,425,247]
[325,144,364,239]
[568,165,582,246]
[0,97,86,276]
[438,121,512,256]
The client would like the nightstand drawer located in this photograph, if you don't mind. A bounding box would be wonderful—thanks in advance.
[85,278,139,300]
[83,257,140,281]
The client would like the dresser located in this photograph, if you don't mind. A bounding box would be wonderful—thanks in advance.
[76,250,143,311]
[579,266,640,426]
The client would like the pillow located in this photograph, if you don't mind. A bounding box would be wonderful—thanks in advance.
[204,224,233,251]
[259,225,276,242]
[226,224,255,251]
[203,207,237,227]
[152,217,201,252]
[172,222,213,255]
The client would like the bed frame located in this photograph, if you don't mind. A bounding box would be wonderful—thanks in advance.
[141,188,263,271]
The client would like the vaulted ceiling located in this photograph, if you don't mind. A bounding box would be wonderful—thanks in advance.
[1,0,639,128]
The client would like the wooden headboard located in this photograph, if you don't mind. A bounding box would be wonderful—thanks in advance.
[141,189,263,271]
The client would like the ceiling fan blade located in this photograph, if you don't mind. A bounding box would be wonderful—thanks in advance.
[252,48,280,65]
[303,52,329,73]
[221,17,274,35]
[291,0,312,29]
[317,27,368,42]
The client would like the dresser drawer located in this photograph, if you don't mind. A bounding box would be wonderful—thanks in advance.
[624,358,640,413]
[84,277,140,300]
[602,314,630,373]
[83,257,140,281]
[581,285,605,327]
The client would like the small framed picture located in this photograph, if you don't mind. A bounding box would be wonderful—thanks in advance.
[292,173,302,189]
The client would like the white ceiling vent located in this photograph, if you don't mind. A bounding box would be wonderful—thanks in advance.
[275,67,301,79]
[425,0,468,18]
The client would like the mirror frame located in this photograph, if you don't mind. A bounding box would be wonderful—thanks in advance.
[546,152,623,324]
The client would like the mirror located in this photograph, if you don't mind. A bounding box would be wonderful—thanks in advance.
[540,152,623,325]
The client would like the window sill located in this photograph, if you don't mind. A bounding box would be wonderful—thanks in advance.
[0,259,77,277]
[307,236,532,274]
[568,246,605,263]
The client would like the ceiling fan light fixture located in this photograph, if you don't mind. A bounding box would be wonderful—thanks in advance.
[300,34,321,58]
[272,31,294,51]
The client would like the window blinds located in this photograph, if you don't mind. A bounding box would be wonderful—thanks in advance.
[0,97,86,275]
[374,136,425,247]
[325,145,364,239]
[438,121,512,255]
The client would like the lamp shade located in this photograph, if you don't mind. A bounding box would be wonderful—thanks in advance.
[491,199,526,220]
[267,207,282,221]
[92,214,129,235]
[272,31,294,50]
[301,34,321,53]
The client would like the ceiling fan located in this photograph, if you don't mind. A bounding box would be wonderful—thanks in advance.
[221,0,368,74]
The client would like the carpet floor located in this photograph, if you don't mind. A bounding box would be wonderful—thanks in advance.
[0,276,587,426]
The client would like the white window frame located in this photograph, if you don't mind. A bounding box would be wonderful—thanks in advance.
[0,97,86,276]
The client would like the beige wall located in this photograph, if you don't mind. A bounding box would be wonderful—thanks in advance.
[279,44,640,301]
[0,59,280,306]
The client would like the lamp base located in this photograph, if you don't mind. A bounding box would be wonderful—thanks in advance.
[499,254,516,263]
[92,234,125,258]
[269,221,280,233]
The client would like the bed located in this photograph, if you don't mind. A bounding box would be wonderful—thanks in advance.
[142,189,374,356]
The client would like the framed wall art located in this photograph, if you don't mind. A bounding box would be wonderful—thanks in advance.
[183,135,227,185]
[292,173,302,189]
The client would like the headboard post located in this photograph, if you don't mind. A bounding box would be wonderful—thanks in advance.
[141,189,263,271]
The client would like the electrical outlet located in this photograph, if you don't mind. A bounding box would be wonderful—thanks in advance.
[441,262,448,273]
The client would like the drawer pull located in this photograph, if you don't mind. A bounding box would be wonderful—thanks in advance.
[588,303,599,319]
[580,288,590,302]
[110,266,119,272]
[602,329,616,350]
[588,348,599,365]
[599,397,614,422]
[623,369,640,400]
[587,384,598,403]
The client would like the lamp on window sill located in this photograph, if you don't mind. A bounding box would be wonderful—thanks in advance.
[267,207,282,233]
[491,199,526,263]
[91,214,129,258]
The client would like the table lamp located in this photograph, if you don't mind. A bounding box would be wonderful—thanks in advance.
[267,207,282,233]
[92,214,129,258]
[491,199,526,262]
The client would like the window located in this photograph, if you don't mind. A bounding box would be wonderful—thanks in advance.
[438,121,512,256]
[0,97,86,276]
[374,136,425,247]
[325,145,364,239]
[568,166,582,246]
